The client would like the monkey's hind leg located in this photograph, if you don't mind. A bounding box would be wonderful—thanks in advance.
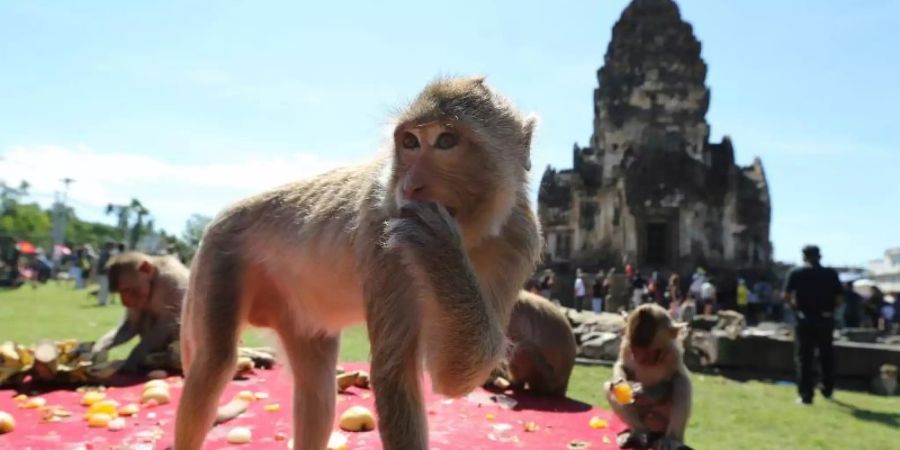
[174,247,243,450]
[510,343,567,396]
[605,384,648,434]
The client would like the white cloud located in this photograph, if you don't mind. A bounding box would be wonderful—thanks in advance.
[1,144,355,234]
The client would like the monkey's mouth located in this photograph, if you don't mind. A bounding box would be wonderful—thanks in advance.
[633,348,664,366]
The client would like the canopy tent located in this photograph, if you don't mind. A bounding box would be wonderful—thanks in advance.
[15,240,37,255]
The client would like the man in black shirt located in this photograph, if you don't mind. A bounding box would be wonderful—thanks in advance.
[783,245,843,405]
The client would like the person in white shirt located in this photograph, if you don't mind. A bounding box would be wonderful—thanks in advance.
[700,279,717,315]
[574,268,586,312]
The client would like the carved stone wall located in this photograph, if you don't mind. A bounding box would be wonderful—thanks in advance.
[538,0,772,282]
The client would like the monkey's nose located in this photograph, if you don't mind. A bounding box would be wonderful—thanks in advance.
[402,182,427,201]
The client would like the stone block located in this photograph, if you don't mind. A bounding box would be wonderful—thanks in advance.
[689,315,718,331]
[578,333,621,361]
[842,328,880,344]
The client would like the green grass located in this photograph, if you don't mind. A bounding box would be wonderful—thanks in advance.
[3,284,899,449]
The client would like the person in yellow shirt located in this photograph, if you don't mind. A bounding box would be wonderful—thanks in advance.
[737,278,750,316]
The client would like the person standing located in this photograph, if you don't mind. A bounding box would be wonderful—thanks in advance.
[574,268,586,312]
[783,245,843,405]
[866,287,886,329]
[700,277,717,315]
[880,296,896,332]
[591,271,606,313]
[689,267,706,300]
[653,271,667,308]
[95,241,115,306]
[68,246,84,289]
[604,268,621,312]
[81,243,97,286]
[539,269,556,304]
[841,281,863,328]
[630,272,647,310]
[667,273,683,318]
[736,278,750,316]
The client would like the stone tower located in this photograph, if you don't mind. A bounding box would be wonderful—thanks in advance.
[539,0,772,277]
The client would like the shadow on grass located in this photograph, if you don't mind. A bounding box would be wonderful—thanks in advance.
[708,368,878,392]
[830,398,900,429]
[482,384,593,413]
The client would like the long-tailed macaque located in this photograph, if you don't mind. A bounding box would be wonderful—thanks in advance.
[91,252,188,373]
[606,304,693,450]
[486,290,576,396]
[174,76,542,450]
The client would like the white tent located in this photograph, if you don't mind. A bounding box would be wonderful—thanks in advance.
[852,278,877,297]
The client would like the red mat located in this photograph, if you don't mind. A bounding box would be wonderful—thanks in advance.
[0,362,624,449]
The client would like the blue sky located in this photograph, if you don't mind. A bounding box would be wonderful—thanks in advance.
[1,0,897,267]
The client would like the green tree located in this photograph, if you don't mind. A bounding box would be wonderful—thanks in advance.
[0,180,53,247]
[0,202,53,247]
[105,198,154,249]
[0,180,31,215]
[180,214,211,262]
[65,210,119,250]
[0,181,175,255]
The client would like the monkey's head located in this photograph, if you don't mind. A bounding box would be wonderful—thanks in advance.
[107,252,157,309]
[388,76,538,244]
[624,304,684,367]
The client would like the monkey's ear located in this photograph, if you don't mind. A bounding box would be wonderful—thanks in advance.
[522,113,539,147]
[138,260,155,274]
[468,75,487,85]
[521,113,540,171]
[669,322,686,339]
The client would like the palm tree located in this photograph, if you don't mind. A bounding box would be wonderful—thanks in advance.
[105,198,154,250]
[127,199,150,249]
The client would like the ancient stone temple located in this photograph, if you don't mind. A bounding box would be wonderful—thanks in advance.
[539,0,772,275]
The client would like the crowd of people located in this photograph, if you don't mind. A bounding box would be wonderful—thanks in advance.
[13,240,190,310]
[528,245,897,407]
[529,264,749,324]
[528,260,898,333]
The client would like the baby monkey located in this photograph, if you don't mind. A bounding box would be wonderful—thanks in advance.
[606,304,693,450]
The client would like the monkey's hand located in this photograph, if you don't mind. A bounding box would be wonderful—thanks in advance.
[385,201,465,273]
[607,377,625,388]
[384,201,506,396]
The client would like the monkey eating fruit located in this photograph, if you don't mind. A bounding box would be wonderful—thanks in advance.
[606,304,693,450]
[485,290,577,396]
[174,76,542,450]
[610,380,643,405]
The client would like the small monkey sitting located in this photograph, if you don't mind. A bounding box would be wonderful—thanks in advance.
[174,76,542,450]
[91,252,188,373]
[485,290,577,396]
[606,304,693,450]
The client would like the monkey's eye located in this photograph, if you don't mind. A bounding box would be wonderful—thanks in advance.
[434,132,458,150]
[401,132,419,149]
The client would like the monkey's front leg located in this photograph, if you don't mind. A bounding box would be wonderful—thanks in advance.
[386,202,507,396]
[365,267,428,450]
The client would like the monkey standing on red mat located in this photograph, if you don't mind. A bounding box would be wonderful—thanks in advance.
[173,76,542,450]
